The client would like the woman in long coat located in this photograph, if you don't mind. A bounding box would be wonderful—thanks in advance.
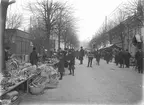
[58,52,65,80]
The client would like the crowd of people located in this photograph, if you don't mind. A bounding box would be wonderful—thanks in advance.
[3,46,143,78]
[85,47,143,74]
[114,48,143,73]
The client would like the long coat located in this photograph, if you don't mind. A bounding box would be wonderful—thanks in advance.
[58,54,65,73]
[67,51,75,66]
[95,52,101,61]
[79,49,84,60]
[30,50,38,65]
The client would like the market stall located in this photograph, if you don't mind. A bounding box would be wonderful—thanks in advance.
[0,57,59,105]
[99,44,120,52]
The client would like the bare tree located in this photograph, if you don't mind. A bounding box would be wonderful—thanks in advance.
[6,13,23,29]
[54,3,76,48]
[27,0,66,54]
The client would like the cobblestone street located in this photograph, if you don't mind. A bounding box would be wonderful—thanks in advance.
[20,58,143,105]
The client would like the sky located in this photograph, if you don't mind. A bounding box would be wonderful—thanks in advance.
[7,0,128,42]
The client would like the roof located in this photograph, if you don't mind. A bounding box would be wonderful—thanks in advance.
[5,29,32,40]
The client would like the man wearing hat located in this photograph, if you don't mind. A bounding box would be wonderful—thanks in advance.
[67,49,75,76]
[79,47,85,64]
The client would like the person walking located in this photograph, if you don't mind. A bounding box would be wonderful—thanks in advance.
[115,50,119,66]
[135,49,143,73]
[124,49,131,68]
[79,47,85,64]
[30,47,38,66]
[96,51,101,65]
[87,51,94,67]
[58,52,65,80]
[118,49,125,68]
[105,51,111,64]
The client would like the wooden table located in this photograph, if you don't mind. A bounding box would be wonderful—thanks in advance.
[0,69,42,99]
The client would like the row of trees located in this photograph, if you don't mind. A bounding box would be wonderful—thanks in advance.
[89,0,143,50]
[27,0,79,55]
[5,0,79,55]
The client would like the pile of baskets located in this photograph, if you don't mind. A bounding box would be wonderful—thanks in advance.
[29,76,47,95]
[29,65,59,95]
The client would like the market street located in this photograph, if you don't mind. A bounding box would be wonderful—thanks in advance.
[20,58,143,105]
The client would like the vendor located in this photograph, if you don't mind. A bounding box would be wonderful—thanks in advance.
[4,46,10,61]
[3,46,10,76]
[30,47,38,66]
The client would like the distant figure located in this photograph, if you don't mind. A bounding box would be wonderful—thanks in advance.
[67,49,75,76]
[87,51,94,67]
[115,50,119,66]
[104,51,111,64]
[30,47,38,66]
[79,47,85,64]
[124,49,131,68]
[118,49,125,68]
[95,51,101,65]
[58,52,65,80]
[135,49,143,73]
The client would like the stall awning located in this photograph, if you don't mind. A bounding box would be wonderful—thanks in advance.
[99,44,120,51]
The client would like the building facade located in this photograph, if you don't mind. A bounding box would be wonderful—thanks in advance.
[108,15,143,56]
[4,29,33,56]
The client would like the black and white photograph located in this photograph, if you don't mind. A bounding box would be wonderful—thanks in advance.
[0,0,144,105]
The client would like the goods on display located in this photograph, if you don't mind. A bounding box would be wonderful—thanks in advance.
[38,64,59,88]
[0,57,59,104]
[46,58,59,65]
[6,58,19,71]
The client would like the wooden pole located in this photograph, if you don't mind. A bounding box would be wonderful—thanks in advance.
[0,0,15,75]
[0,0,9,75]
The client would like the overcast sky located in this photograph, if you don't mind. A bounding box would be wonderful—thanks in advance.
[8,0,128,42]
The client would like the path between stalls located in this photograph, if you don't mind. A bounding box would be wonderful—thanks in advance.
[20,58,143,105]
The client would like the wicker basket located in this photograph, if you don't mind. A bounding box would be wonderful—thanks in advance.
[45,79,59,88]
[29,83,45,95]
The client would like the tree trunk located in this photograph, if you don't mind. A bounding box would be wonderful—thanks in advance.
[121,32,124,50]
[58,27,61,49]
[46,35,51,57]
[0,1,9,75]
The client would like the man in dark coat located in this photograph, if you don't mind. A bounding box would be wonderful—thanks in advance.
[115,50,119,66]
[135,49,143,73]
[96,51,101,65]
[58,52,65,80]
[124,49,131,68]
[79,47,85,64]
[105,51,111,64]
[30,47,38,66]
[118,49,125,68]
